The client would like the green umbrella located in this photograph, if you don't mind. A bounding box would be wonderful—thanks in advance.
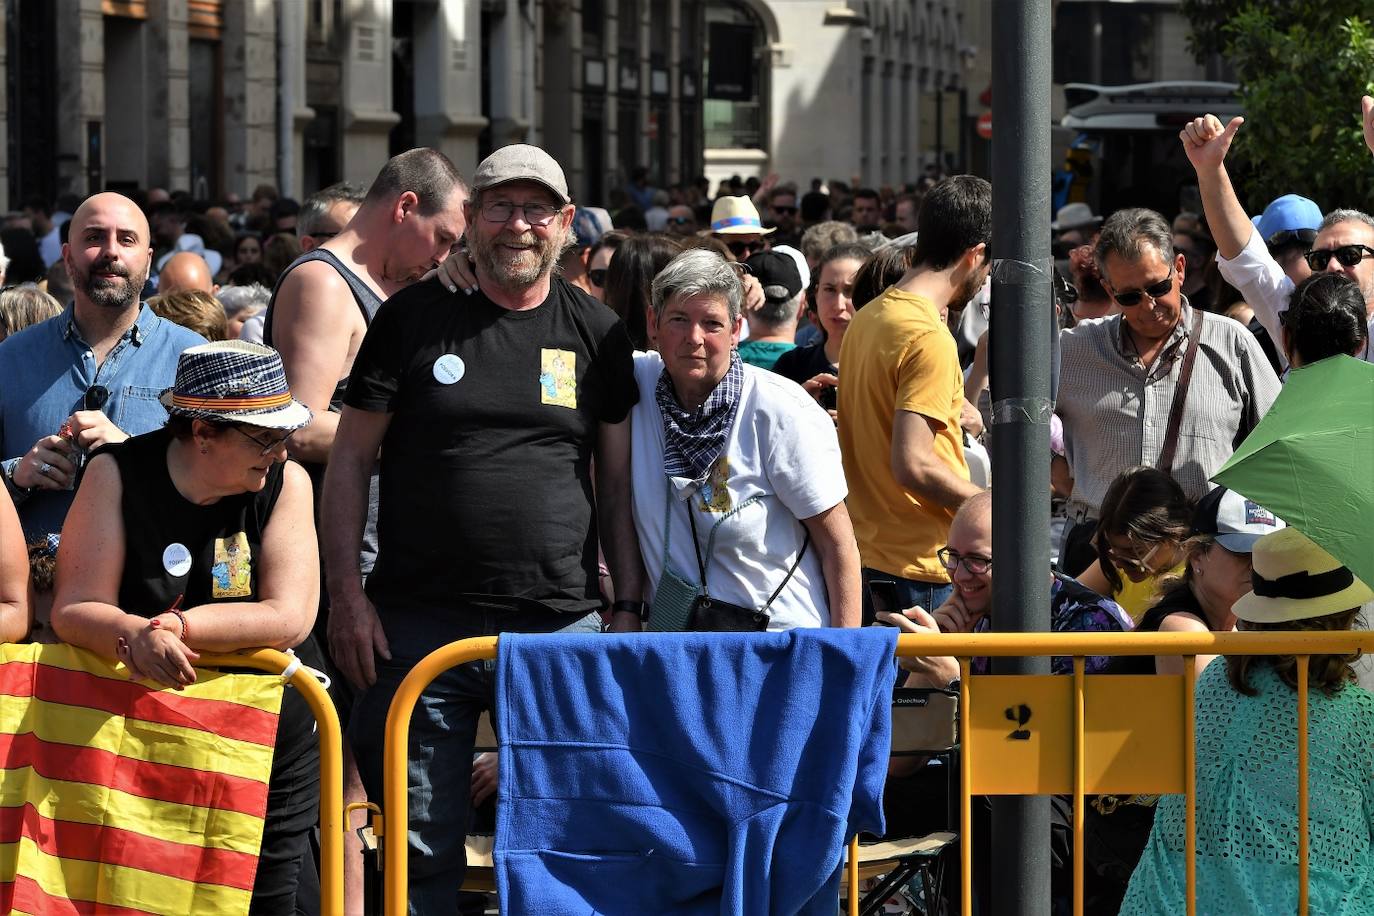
[1212,355,1374,589]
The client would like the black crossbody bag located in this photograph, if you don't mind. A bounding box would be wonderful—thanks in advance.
[684,503,810,632]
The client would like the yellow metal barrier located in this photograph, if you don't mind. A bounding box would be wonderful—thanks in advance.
[198,649,345,916]
[377,631,1374,916]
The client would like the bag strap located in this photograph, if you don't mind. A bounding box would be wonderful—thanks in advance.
[1156,308,1204,477]
[684,485,807,611]
[760,532,810,614]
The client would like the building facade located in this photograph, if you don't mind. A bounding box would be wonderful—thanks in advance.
[2,0,993,211]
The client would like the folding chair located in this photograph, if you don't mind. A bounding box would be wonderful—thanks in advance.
[459,712,500,893]
[846,686,960,916]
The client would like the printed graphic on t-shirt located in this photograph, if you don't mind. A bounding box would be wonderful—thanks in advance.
[697,455,732,513]
[539,348,577,408]
[211,532,253,598]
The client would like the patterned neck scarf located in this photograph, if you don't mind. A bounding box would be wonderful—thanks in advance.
[656,351,744,480]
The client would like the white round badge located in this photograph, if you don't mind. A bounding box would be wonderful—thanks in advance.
[433,354,465,385]
[162,542,193,578]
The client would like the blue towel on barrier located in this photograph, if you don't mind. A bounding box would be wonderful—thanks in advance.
[493,628,897,915]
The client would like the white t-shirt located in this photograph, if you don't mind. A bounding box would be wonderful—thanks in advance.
[630,351,847,630]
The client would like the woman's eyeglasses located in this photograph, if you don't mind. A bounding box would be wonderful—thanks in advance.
[84,385,109,410]
[1106,539,1169,576]
[1109,264,1175,307]
[1303,244,1374,271]
[231,426,293,456]
[726,240,762,259]
[588,269,607,287]
[936,546,993,575]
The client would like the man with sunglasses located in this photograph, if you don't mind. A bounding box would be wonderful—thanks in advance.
[709,195,773,261]
[1055,208,1280,576]
[296,181,366,254]
[0,192,206,543]
[766,185,801,247]
[1181,112,1374,367]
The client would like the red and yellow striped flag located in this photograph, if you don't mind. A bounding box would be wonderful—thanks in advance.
[0,642,285,915]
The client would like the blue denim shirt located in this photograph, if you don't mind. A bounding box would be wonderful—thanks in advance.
[0,303,205,540]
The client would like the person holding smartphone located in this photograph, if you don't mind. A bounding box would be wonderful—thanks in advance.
[878,490,1134,679]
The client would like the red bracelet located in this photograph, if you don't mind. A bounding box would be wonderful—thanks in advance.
[170,609,190,643]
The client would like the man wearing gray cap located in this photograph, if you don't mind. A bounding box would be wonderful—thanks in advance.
[323,143,644,912]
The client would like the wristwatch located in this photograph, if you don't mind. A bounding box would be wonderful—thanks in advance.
[2,458,32,502]
[611,600,650,622]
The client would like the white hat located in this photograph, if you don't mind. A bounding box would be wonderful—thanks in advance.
[1232,528,1374,623]
[1051,202,1103,232]
[709,196,774,236]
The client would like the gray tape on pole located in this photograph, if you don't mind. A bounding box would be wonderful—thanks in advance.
[990,396,1053,426]
[990,257,1053,286]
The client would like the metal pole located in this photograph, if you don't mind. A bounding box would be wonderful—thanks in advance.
[989,0,1053,914]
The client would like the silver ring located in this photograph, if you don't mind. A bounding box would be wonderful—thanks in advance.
[38,462,51,477]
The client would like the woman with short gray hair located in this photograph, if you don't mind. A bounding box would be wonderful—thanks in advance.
[628,248,861,631]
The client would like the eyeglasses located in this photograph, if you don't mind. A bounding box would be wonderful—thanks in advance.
[479,200,560,227]
[669,216,694,226]
[308,231,338,243]
[1303,244,1374,271]
[1106,539,1170,576]
[726,240,762,259]
[936,546,993,575]
[84,385,109,410]
[772,206,798,215]
[1109,263,1175,308]
[231,426,293,456]
[588,268,608,287]
[1265,228,1317,250]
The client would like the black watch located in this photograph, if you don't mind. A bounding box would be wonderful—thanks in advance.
[611,600,650,621]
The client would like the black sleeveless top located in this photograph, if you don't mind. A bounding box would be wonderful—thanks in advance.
[262,248,384,409]
[98,428,321,772]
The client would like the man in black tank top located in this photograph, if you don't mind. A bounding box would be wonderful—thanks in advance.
[263,151,468,589]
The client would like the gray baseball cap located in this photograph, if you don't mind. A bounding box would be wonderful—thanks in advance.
[471,144,571,206]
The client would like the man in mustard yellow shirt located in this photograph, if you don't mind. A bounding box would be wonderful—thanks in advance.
[838,176,992,619]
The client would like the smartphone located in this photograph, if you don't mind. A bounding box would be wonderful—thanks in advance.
[818,385,838,411]
[868,579,901,625]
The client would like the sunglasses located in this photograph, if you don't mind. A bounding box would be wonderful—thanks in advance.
[1303,244,1374,271]
[669,216,694,226]
[231,426,294,456]
[936,546,993,575]
[1265,228,1317,249]
[772,206,798,215]
[588,268,607,287]
[1109,263,1175,308]
[84,384,109,411]
[726,240,762,259]
[1106,539,1170,576]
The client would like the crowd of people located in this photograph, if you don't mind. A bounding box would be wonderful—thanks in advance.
[1,99,1372,916]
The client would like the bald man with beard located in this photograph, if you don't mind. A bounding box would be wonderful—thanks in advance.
[0,192,206,540]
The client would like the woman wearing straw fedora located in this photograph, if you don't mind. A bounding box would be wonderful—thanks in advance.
[1120,526,1374,915]
[52,340,325,913]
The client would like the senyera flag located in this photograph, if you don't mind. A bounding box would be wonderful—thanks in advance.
[0,642,284,915]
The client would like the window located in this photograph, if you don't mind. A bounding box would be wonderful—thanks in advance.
[703,1,762,150]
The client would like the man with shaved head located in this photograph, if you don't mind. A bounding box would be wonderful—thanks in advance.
[156,251,217,296]
[0,192,206,540]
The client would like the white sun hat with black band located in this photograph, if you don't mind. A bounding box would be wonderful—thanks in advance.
[1232,527,1374,624]
[160,340,313,431]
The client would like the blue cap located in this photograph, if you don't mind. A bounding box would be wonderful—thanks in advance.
[1255,194,1322,243]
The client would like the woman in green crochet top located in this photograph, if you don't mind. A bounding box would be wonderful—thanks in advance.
[1120,527,1374,915]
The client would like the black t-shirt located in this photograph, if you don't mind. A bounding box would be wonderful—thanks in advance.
[1117,583,1208,675]
[98,428,320,771]
[345,276,638,615]
[771,341,835,386]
